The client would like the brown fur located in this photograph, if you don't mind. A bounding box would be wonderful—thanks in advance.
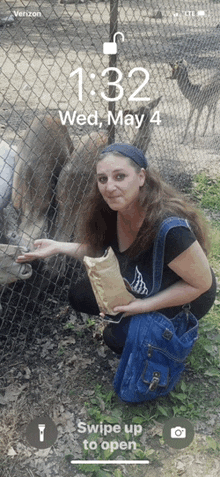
[54,130,108,243]
[123,97,162,152]
[12,117,74,247]
[42,130,108,275]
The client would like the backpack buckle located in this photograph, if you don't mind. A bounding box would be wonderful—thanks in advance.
[182,303,191,321]
[162,329,173,340]
[149,371,161,391]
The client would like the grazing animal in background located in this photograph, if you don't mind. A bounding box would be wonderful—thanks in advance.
[0,244,32,285]
[169,60,220,145]
[12,117,74,248]
[124,97,162,152]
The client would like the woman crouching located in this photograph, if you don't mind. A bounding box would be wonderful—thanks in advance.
[17,144,216,356]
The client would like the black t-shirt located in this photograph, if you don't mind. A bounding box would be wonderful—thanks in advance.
[164,226,196,264]
[110,225,216,320]
[69,220,216,320]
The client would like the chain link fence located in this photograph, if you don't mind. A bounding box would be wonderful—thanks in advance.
[0,0,220,363]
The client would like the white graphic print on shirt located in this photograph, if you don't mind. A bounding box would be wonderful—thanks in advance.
[129,266,148,295]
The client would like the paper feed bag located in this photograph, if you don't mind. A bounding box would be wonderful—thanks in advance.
[83,247,134,315]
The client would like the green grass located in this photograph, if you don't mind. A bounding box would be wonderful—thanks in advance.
[192,174,220,210]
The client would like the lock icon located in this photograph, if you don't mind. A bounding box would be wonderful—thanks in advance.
[103,31,125,55]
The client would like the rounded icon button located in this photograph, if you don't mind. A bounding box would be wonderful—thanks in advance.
[26,415,58,449]
[163,417,194,449]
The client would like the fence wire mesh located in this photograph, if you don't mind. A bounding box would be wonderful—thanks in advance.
[0,0,220,363]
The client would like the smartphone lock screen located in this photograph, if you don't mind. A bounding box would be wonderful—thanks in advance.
[0,1,220,476]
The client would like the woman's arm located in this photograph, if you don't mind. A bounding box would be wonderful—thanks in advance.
[113,241,213,316]
[16,239,92,262]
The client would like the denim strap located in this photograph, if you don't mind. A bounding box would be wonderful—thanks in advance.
[148,217,191,297]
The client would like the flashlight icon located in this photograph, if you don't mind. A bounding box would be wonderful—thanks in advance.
[38,424,45,442]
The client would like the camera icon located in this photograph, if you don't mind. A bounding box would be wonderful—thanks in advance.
[171,426,186,438]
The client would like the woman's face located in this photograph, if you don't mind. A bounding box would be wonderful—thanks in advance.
[96,154,146,213]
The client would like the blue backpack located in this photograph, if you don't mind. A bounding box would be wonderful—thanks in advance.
[114,217,199,403]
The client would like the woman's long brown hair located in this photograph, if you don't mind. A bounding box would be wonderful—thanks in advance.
[75,155,210,257]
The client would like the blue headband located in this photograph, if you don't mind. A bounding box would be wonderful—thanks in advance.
[101,143,148,169]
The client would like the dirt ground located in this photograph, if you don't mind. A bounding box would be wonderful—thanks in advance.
[1,295,220,477]
[1,0,220,476]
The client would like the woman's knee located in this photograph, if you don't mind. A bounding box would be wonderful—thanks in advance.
[68,280,99,315]
[103,318,131,354]
[68,285,83,311]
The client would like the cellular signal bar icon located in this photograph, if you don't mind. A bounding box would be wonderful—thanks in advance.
[38,424,45,442]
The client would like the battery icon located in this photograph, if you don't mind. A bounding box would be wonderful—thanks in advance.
[197,11,205,16]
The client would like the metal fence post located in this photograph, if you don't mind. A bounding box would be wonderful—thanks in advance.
[108,0,118,145]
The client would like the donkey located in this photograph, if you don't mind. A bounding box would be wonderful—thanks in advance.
[53,130,108,243]
[0,244,32,285]
[42,130,108,275]
[12,116,74,249]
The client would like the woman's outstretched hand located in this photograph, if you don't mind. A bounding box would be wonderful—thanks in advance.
[16,239,60,262]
